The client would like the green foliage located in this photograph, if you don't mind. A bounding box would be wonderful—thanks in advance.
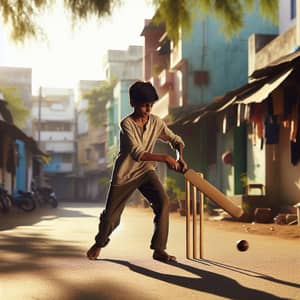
[165,176,185,202]
[98,175,110,186]
[0,0,52,42]
[153,0,278,43]
[153,0,192,44]
[84,79,116,128]
[0,86,30,128]
[240,172,248,188]
[64,0,120,20]
[0,0,121,42]
[0,0,278,43]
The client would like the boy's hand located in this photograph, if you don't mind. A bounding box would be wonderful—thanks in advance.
[165,155,181,171]
[177,158,188,173]
[175,149,188,173]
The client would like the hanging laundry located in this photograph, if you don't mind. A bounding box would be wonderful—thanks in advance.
[291,127,300,165]
[272,87,285,116]
[265,115,280,144]
[290,96,299,142]
[237,103,249,127]
[283,86,297,119]
[250,103,266,139]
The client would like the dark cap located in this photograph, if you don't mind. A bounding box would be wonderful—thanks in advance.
[129,81,159,106]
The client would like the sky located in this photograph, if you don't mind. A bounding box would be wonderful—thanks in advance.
[0,0,155,95]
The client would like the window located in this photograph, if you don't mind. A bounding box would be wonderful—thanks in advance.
[291,0,296,19]
[62,154,72,163]
[85,148,91,160]
[94,143,105,159]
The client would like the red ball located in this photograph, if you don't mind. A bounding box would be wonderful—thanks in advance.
[236,240,249,251]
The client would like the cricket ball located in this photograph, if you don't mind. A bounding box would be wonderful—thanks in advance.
[236,239,249,252]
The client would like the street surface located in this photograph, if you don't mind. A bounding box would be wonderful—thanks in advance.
[0,203,299,300]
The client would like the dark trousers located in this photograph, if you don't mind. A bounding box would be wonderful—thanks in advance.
[94,171,170,251]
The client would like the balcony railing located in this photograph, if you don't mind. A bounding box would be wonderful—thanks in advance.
[44,162,73,173]
[45,141,74,153]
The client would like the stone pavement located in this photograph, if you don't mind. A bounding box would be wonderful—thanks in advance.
[0,203,299,300]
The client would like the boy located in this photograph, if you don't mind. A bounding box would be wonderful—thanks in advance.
[87,81,187,262]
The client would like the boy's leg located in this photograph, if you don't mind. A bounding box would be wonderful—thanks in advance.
[95,182,138,246]
[87,181,137,259]
[138,171,170,252]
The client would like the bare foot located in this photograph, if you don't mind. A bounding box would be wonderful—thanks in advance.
[153,250,176,262]
[87,244,101,260]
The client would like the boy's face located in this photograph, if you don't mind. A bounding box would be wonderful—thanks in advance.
[134,101,154,118]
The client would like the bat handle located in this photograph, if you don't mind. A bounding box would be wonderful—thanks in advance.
[175,149,187,174]
[175,149,180,161]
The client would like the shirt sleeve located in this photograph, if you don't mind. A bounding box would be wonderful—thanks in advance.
[158,118,185,149]
[120,120,145,161]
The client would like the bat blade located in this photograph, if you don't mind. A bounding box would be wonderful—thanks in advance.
[184,169,243,218]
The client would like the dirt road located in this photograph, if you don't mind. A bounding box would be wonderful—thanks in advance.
[0,203,299,300]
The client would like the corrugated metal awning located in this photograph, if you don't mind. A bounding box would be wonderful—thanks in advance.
[170,49,300,127]
[0,120,48,157]
[236,68,294,104]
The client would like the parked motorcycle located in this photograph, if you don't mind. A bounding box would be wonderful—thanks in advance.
[0,184,36,212]
[31,181,58,208]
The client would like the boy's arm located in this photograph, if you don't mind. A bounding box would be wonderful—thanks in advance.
[121,121,180,170]
[157,119,188,172]
[140,152,181,171]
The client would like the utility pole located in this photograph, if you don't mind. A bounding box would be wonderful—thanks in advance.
[38,86,42,147]
[37,86,43,186]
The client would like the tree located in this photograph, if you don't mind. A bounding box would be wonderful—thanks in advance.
[153,0,278,43]
[84,79,117,128]
[1,0,277,43]
[0,86,30,128]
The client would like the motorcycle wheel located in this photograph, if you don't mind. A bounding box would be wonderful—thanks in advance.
[0,194,11,213]
[48,196,58,208]
[18,196,36,212]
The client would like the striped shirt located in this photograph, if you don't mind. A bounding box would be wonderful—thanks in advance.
[111,114,185,185]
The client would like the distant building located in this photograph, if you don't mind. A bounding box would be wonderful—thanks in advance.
[0,94,42,195]
[103,45,143,81]
[31,87,76,201]
[76,80,108,202]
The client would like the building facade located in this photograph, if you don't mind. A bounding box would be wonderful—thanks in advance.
[141,9,278,196]
[76,80,109,202]
[244,0,300,206]
[31,87,76,200]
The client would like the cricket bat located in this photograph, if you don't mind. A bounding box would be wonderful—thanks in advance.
[184,169,244,218]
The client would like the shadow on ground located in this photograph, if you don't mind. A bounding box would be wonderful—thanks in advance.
[102,259,294,300]
[59,281,154,300]
[197,259,300,289]
[0,205,94,231]
[0,232,84,273]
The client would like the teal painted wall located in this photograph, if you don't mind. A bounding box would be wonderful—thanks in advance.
[180,8,277,195]
[120,80,134,119]
[182,11,278,105]
[15,140,26,192]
